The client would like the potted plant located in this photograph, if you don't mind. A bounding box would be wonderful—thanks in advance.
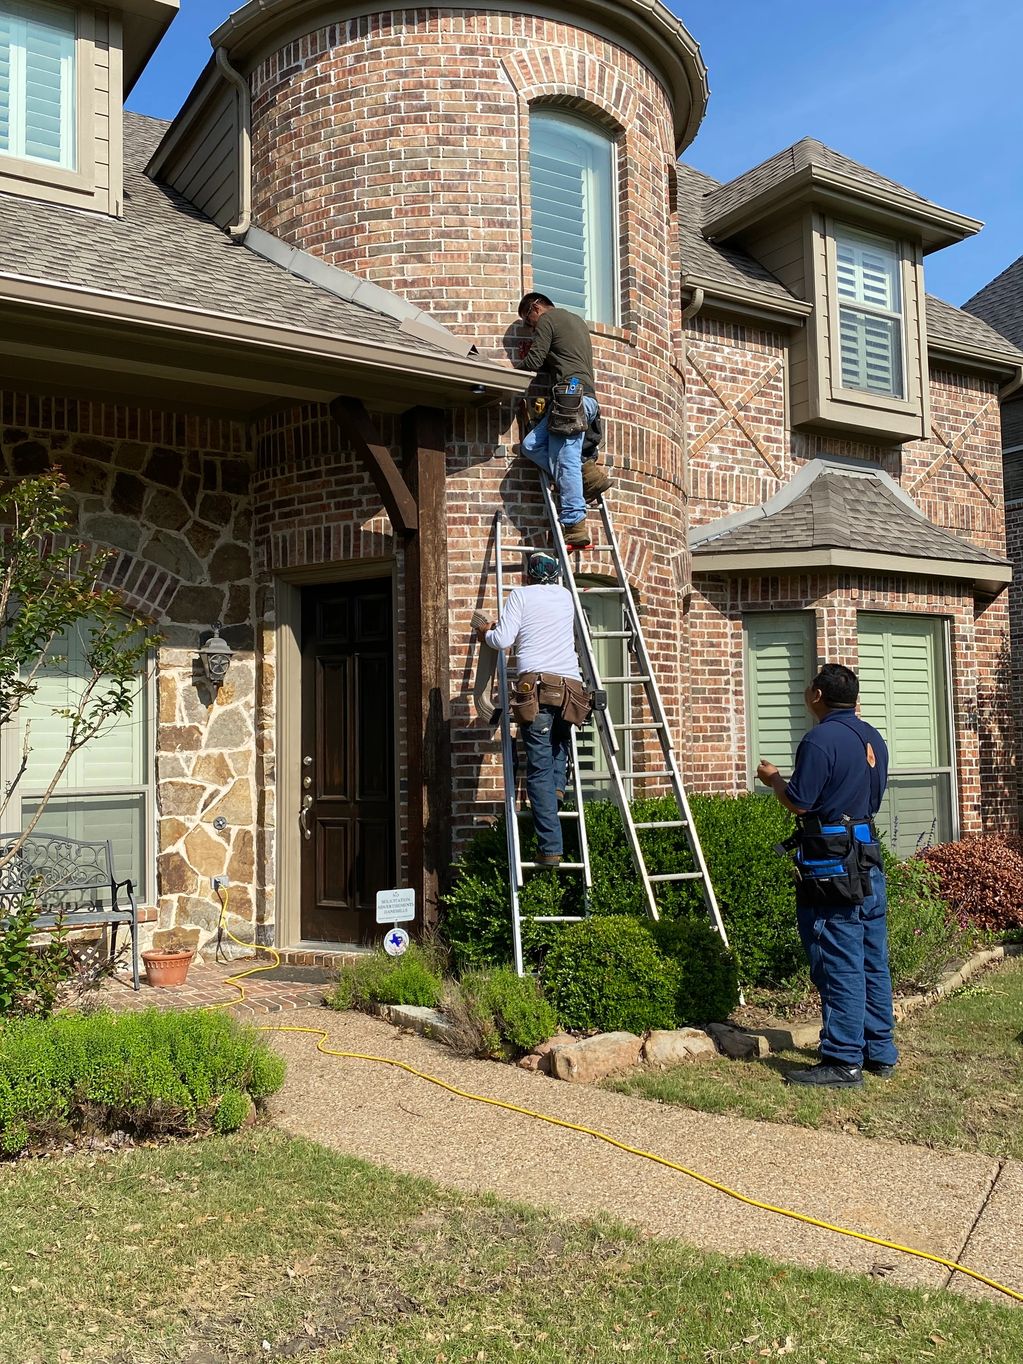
[141,932,197,988]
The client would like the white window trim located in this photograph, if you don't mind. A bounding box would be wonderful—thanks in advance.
[528,106,621,328]
[832,222,906,401]
[0,1,97,198]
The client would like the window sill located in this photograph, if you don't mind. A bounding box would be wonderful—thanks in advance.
[588,321,637,347]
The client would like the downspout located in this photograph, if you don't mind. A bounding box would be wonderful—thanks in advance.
[215,47,252,240]
[681,284,705,324]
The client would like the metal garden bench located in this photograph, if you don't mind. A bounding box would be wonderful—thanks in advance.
[0,832,140,990]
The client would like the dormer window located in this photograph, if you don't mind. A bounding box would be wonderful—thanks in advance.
[835,226,905,399]
[0,0,77,171]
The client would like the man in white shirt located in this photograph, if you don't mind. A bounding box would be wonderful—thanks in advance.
[475,552,582,865]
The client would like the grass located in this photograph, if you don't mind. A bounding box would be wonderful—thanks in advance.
[608,958,1023,1158]
[1,1128,1021,1363]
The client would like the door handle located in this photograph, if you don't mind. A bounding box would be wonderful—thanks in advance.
[299,792,313,841]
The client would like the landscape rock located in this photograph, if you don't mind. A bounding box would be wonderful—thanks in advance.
[642,1028,718,1067]
[707,1022,772,1061]
[517,1053,542,1072]
[533,1032,576,1058]
[550,1031,643,1083]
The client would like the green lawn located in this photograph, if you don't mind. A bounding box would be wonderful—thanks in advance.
[1,1129,1020,1363]
[609,958,1023,1158]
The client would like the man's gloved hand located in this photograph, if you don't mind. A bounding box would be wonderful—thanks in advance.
[471,610,494,642]
[517,340,532,362]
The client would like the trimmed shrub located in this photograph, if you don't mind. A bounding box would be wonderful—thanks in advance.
[650,917,740,1025]
[0,896,76,1019]
[329,945,443,1011]
[542,917,678,1034]
[920,835,1023,934]
[884,850,970,991]
[443,794,802,987]
[445,967,558,1058]
[0,1009,285,1156]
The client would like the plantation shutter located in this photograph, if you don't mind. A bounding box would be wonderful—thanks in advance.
[0,2,76,169]
[576,588,629,796]
[529,109,616,324]
[857,614,954,857]
[17,618,151,895]
[744,612,815,783]
[836,228,903,398]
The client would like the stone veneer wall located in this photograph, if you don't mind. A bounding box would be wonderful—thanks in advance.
[682,315,1017,833]
[247,7,691,854]
[0,392,260,953]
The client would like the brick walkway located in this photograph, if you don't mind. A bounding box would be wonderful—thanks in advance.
[96,959,332,1016]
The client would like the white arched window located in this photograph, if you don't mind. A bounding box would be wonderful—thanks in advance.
[529,108,618,325]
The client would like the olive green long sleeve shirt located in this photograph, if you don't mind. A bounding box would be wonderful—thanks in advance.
[520,308,596,396]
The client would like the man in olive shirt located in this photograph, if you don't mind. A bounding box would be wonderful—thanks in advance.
[516,292,612,548]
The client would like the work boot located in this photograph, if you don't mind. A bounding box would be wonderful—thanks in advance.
[783,1060,864,1088]
[864,1061,896,1079]
[582,460,613,502]
[537,853,562,866]
[563,520,591,549]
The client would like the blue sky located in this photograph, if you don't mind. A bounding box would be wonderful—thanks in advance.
[129,0,1022,307]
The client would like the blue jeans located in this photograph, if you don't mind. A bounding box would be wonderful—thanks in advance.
[521,395,599,530]
[796,864,899,1068]
[520,703,570,857]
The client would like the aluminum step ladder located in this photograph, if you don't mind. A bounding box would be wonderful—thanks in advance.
[536,476,732,956]
[491,511,593,975]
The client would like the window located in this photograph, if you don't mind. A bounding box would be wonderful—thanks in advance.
[576,585,630,795]
[0,1,76,171]
[744,612,816,785]
[857,614,956,858]
[529,108,618,325]
[835,226,904,398]
[4,617,154,897]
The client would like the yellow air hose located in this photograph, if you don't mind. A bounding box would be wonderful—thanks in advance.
[209,886,1022,1305]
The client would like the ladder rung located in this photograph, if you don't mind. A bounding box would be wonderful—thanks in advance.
[516,809,580,820]
[572,545,614,553]
[527,916,586,923]
[634,820,688,830]
[588,630,632,639]
[649,872,704,883]
[613,770,676,780]
[600,675,651,684]
[614,722,665,732]
[521,861,586,871]
[578,586,625,595]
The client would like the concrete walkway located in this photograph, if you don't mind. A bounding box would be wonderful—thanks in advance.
[264,1006,1022,1307]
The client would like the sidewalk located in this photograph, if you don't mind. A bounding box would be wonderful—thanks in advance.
[95,960,330,1015]
[263,1005,1022,1307]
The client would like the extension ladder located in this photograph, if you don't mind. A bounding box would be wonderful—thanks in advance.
[488,479,731,977]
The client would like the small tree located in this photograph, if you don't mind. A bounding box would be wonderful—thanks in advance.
[0,470,156,870]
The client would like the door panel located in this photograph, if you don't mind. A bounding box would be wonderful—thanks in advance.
[744,612,816,784]
[301,580,395,943]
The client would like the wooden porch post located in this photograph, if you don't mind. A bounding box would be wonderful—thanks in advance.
[401,406,452,928]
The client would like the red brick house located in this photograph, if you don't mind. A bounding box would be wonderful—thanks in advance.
[1,1,1019,960]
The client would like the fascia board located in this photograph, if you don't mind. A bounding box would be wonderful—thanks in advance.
[145,57,220,178]
[927,340,1023,381]
[705,166,981,250]
[0,275,529,396]
[691,547,1012,590]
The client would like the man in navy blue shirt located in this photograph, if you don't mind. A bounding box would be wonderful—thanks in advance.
[757,664,898,1088]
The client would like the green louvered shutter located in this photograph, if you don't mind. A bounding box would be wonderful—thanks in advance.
[576,587,629,796]
[529,109,617,324]
[857,614,954,857]
[0,3,76,169]
[744,613,816,785]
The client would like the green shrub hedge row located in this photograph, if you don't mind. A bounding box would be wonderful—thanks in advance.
[0,1009,286,1156]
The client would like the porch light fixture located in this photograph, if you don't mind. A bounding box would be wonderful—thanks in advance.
[198,622,234,692]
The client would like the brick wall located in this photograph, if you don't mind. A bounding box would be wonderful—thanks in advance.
[683,316,1017,834]
[247,8,692,853]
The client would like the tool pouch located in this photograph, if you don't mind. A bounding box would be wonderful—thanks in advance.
[510,674,540,725]
[548,382,587,436]
[787,820,882,909]
[561,677,594,727]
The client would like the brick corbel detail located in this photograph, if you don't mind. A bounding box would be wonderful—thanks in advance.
[909,400,1000,507]
[687,349,785,479]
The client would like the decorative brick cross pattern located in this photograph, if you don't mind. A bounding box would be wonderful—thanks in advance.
[687,350,784,478]
[909,398,1000,507]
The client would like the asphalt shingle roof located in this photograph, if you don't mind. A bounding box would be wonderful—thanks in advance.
[692,465,1009,568]
[963,254,1023,350]
[925,293,1023,359]
[677,163,797,309]
[0,112,457,360]
[703,138,947,229]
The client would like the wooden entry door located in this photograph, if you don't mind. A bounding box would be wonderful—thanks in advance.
[300,580,395,943]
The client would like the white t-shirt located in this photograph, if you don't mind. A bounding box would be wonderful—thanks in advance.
[485,584,581,680]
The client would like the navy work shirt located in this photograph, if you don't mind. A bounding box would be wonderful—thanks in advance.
[785,709,889,824]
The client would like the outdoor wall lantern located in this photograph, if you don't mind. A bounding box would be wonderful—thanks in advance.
[198,622,234,692]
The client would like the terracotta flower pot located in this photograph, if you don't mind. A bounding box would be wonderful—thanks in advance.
[142,949,195,988]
